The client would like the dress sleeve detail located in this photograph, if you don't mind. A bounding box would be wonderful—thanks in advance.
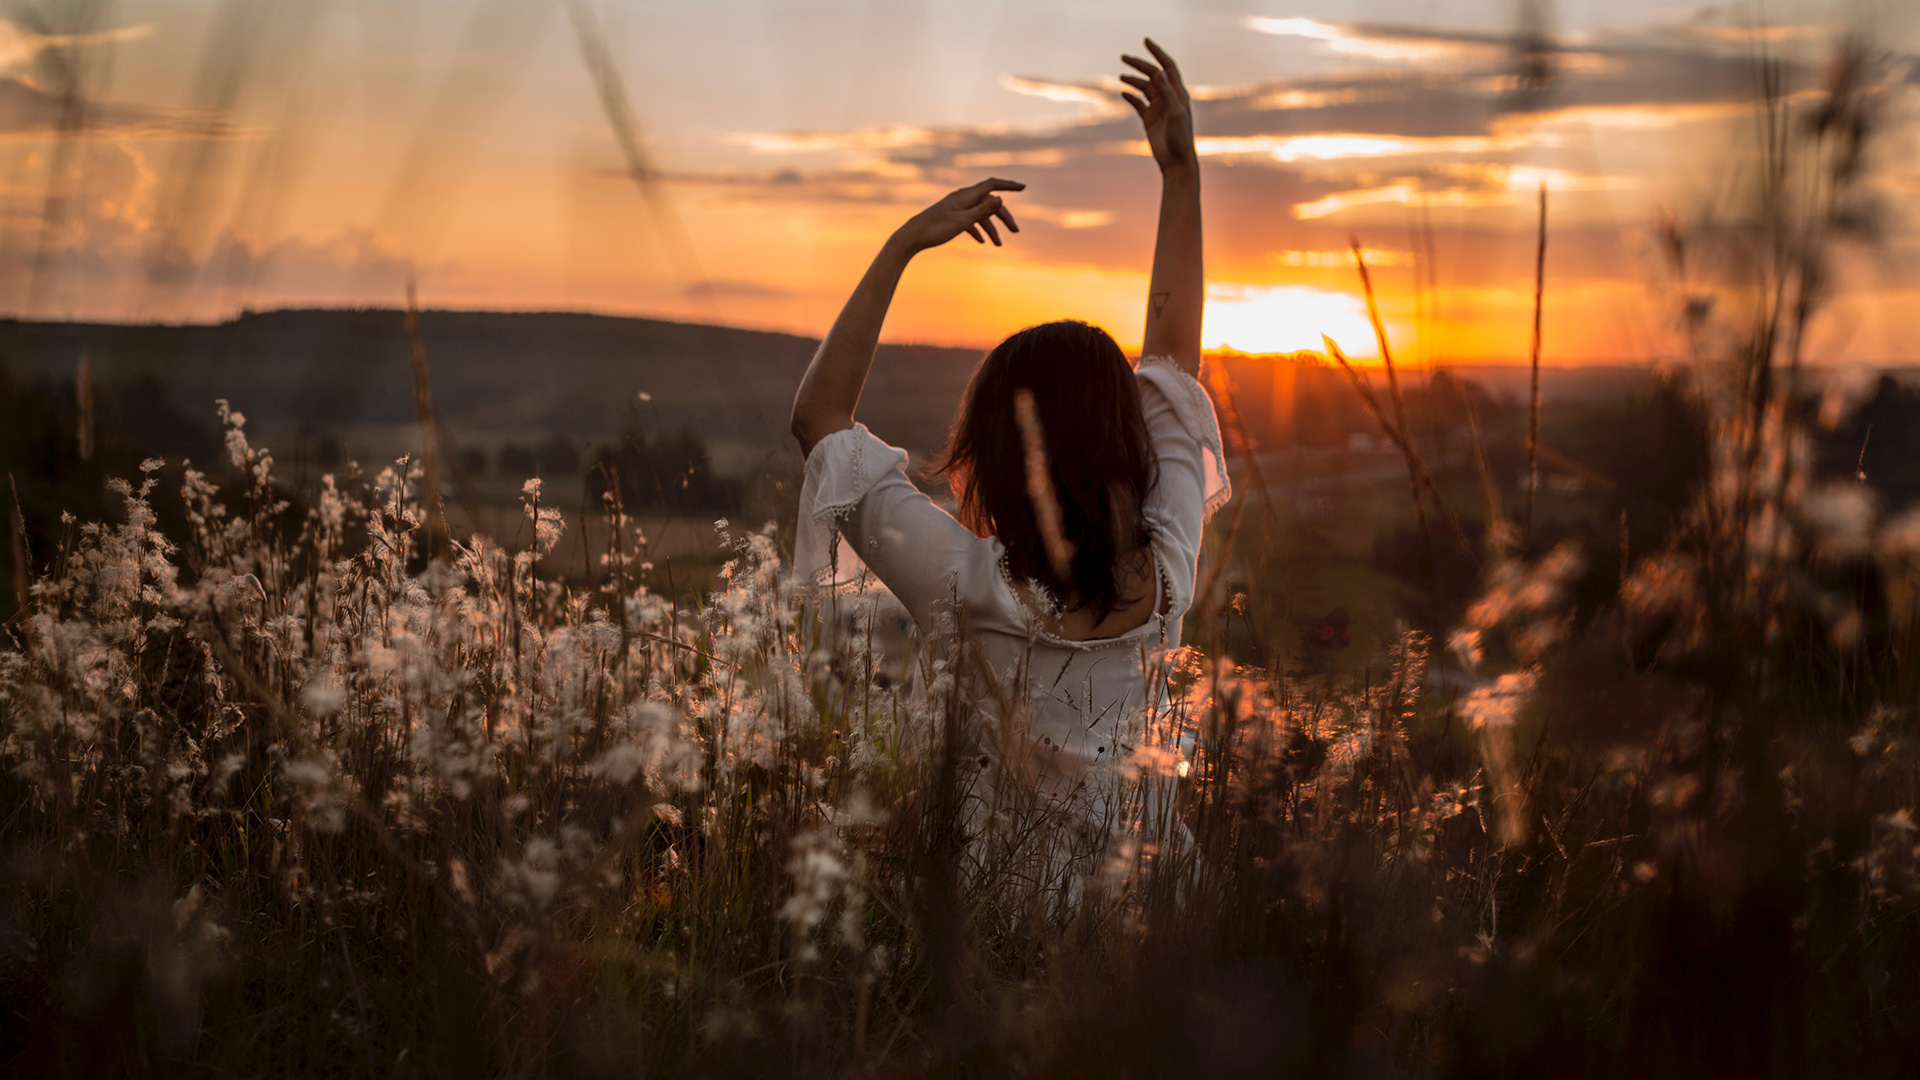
[1137,356,1232,519]
[794,423,910,587]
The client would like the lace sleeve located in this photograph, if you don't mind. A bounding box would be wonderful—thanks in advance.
[793,424,1019,635]
[1135,357,1232,618]
[1137,357,1231,518]
[793,423,909,588]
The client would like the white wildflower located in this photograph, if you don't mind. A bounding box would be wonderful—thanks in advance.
[1449,628,1484,671]
[301,676,346,717]
[779,828,852,938]
[589,742,647,785]
[1880,507,1920,560]
[281,755,350,833]
[505,838,562,910]
[1801,483,1877,559]
[1461,671,1538,731]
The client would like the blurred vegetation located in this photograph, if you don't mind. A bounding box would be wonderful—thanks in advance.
[589,426,738,513]
[2,32,1919,1080]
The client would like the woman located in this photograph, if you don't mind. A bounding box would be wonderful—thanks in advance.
[789,40,1228,863]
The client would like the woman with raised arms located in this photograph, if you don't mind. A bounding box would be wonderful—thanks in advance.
[789,40,1228,873]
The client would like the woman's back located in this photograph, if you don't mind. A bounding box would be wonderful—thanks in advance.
[786,38,1216,876]
[793,357,1230,837]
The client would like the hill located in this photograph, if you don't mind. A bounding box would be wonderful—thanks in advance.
[0,309,986,470]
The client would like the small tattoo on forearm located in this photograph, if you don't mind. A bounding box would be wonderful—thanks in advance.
[1149,291,1170,317]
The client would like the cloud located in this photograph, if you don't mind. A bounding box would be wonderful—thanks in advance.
[1492,100,1761,131]
[0,132,423,319]
[0,22,224,145]
[1292,183,1510,220]
[706,13,1914,354]
[1274,248,1413,268]
[0,20,154,73]
[1009,203,1114,229]
[740,126,936,153]
[652,166,939,207]
[685,279,795,300]
[999,74,1127,117]
[1191,132,1522,163]
[1241,16,1509,63]
[0,225,431,320]
[0,76,234,141]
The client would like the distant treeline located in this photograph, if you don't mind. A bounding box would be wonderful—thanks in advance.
[11,347,1920,619]
[586,428,737,512]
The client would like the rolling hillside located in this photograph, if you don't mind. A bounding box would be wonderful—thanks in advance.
[0,309,986,469]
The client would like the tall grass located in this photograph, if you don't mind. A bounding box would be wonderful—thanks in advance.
[3,38,1919,1079]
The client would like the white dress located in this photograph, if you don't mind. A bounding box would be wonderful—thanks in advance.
[793,356,1231,852]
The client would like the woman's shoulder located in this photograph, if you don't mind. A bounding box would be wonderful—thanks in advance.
[1134,357,1232,522]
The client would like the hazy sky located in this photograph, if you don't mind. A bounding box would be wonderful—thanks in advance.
[1,0,1915,362]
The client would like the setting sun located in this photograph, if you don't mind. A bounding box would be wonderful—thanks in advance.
[1201,283,1382,357]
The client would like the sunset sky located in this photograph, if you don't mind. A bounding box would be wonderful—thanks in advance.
[0,0,1915,363]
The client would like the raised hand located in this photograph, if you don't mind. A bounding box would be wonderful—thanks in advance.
[1120,39,1195,175]
[1126,38,1202,375]
[792,179,1023,454]
[892,178,1025,253]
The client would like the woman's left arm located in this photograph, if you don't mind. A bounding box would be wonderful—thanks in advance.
[790,178,1024,456]
[1122,39,1202,378]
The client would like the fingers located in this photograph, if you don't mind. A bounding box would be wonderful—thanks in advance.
[937,182,1021,247]
[1118,73,1153,96]
[1121,53,1169,92]
[969,195,1014,245]
[1121,91,1149,119]
[962,176,1026,198]
[1143,38,1185,91]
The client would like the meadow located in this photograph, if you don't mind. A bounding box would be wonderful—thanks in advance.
[3,41,1919,1080]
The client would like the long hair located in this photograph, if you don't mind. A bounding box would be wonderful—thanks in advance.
[938,320,1157,619]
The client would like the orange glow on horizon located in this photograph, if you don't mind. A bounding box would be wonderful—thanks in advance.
[1203,284,1385,358]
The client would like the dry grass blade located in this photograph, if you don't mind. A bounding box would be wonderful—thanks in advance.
[560,0,765,442]
[1350,238,1437,572]
[404,281,448,559]
[7,472,27,616]
[1350,236,1411,441]
[1526,182,1547,546]
[75,346,93,463]
[1323,334,1476,562]
[1451,378,1508,551]
[561,0,707,294]
[1202,363,1280,531]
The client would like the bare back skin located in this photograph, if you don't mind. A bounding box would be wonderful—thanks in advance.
[1017,550,1162,641]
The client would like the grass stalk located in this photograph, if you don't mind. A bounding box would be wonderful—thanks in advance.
[1526,182,1547,547]
[1322,334,1476,562]
[404,281,449,559]
[1350,237,1441,575]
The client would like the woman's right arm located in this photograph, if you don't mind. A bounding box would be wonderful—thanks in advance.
[789,178,1024,456]
[1120,39,1201,378]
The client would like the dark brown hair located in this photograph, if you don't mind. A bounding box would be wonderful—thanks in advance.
[938,320,1157,619]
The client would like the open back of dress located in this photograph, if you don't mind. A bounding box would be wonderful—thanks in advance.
[794,357,1231,881]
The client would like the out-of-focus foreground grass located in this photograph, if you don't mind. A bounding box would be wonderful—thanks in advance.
[3,42,1919,1080]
